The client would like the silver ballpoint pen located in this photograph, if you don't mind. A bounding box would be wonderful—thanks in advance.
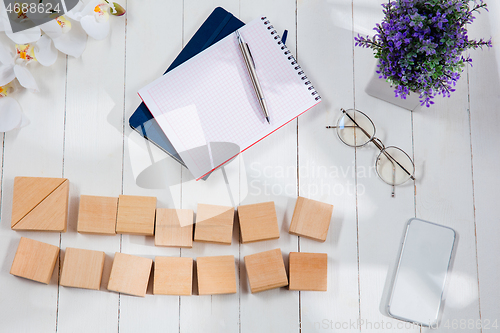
[236,30,270,124]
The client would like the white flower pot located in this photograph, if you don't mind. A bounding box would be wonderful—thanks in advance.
[365,67,421,111]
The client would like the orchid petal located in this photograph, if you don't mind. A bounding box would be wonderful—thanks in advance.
[51,19,87,57]
[80,15,109,40]
[13,64,38,92]
[34,35,58,66]
[0,97,23,132]
[79,0,103,16]
[6,27,41,44]
[39,20,63,40]
[0,65,15,86]
[0,42,14,66]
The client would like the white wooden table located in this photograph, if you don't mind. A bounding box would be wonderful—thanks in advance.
[1,0,499,332]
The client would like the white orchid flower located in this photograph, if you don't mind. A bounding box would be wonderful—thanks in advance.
[66,0,125,40]
[0,42,38,92]
[37,15,88,59]
[0,83,29,133]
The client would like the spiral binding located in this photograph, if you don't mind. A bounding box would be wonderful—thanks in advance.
[261,17,320,101]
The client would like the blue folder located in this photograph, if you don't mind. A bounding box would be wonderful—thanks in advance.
[129,7,245,168]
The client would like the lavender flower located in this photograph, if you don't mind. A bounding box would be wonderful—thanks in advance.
[355,0,492,107]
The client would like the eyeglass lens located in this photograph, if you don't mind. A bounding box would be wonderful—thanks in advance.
[336,109,375,147]
[376,146,415,186]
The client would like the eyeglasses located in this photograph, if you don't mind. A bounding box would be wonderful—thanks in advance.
[326,108,415,197]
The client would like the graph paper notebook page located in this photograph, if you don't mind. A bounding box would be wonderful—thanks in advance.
[138,17,321,180]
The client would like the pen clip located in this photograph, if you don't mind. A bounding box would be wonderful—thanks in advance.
[244,43,256,69]
[236,30,256,69]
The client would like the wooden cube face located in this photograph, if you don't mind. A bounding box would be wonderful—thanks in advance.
[154,257,193,296]
[10,237,59,284]
[289,252,327,291]
[116,195,156,236]
[60,247,106,290]
[194,204,234,245]
[288,197,333,242]
[155,209,193,248]
[196,255,236,295]
[238,201,280,243]
[77,195,118,235]
[11,177,69,232]
[244,248,288,293]
[107,252,153,297]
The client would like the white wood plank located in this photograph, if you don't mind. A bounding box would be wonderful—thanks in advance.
[178,2,241,333]
[468,1,500,330]
[56,10,127,333]
[0,45,67,331]
[411,40,480,333]
[414,86,480,332]
[353,1,419,332]
[297,0,359,332]
[234,1,300,332]
[119,0,184,332]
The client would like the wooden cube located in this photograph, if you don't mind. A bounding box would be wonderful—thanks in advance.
[289,252,327,291]
[244,248,288,293]
[77,195,118,235]
[238,201,280,243]
[115,195,156,236]
[194,204,234,245]
[154,256,193,296]
[107,252,153,297]
[155,209,193,248]
[10,237,59,284]
[11,176,69,232]
[60,247,106,290]
[288,196,333,242]
[197,255,236,295]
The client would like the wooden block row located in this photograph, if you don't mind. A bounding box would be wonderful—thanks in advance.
[10,238,326,295]
[11,177,334,244]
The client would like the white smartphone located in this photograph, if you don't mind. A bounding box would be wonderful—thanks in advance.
[387,218,456,327]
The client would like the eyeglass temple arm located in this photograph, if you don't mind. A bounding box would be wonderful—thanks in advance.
[339,109,415,181]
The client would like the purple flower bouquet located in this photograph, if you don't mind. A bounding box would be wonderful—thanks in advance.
[355,0,491,107]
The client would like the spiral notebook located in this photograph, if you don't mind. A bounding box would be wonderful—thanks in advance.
[138,17,321,180]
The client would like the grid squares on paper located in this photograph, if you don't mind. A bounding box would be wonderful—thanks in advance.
[140,18,319,178]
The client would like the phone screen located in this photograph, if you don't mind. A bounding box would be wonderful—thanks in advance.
[387,218,456,327]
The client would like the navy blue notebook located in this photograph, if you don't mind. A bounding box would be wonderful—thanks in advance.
[129,8,245,167]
